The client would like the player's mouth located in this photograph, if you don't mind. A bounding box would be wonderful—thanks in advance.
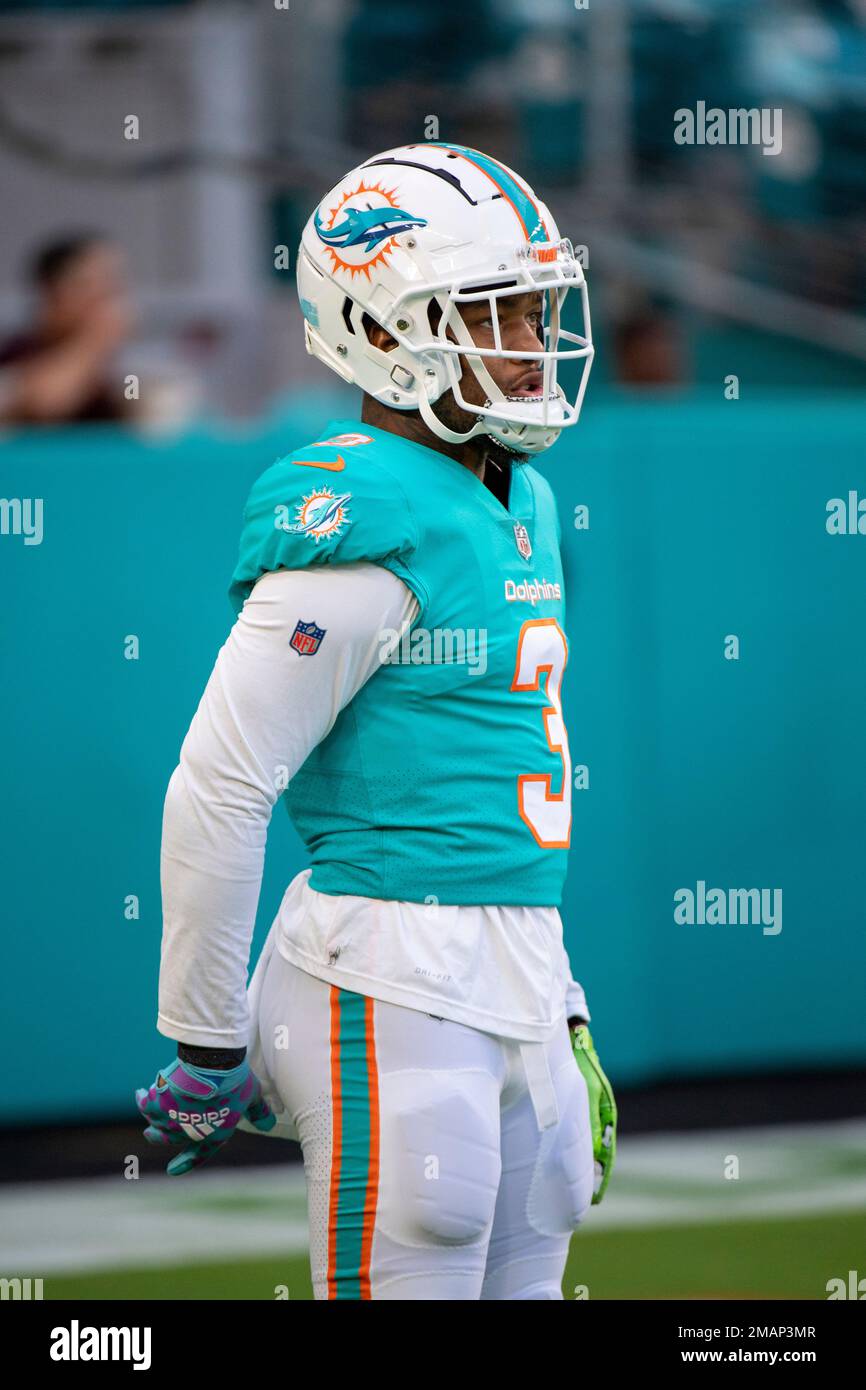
[507,369,545,398]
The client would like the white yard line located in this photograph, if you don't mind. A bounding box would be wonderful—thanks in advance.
[0,1165,310,1272]
[1,1119,864,1273]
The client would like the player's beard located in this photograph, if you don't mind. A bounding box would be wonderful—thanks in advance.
[423,384,532,467]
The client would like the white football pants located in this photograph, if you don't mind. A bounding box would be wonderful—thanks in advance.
[253,947,595,1300]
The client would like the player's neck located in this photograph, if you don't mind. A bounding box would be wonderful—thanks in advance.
[361,396,489,481]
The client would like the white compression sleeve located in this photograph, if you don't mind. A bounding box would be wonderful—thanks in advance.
[560,942,591,1024]
[157,562,419,1048]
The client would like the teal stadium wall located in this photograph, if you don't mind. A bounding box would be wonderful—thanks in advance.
[2,388,865,1122]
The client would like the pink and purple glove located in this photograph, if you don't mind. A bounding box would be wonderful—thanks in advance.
[135,1056,276,1176]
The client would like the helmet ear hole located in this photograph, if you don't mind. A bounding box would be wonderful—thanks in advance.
[341,296,356,336]
[361,310,397,352]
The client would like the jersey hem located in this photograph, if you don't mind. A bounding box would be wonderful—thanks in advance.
[379,555,430,625]
[306,871,563,908]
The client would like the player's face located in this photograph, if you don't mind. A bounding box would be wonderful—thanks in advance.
[426,289,549,444]
[456,290,547,405]
[364,289,549,450]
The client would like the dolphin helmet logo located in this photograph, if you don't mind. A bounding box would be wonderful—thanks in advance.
[313,178,427,278]
[314,204,427,253]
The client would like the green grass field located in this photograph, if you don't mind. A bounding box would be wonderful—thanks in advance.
[41,1210,865,1301]
[12,1121,864,1301]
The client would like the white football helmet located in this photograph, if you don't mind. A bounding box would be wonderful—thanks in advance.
[296,142,594,455]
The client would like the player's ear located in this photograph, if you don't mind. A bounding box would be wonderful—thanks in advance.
[362,312,398,352]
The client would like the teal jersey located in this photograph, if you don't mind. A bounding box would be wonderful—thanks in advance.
[230,420,572,906]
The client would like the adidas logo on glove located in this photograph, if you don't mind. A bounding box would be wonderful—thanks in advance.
[168,1105,231,1140]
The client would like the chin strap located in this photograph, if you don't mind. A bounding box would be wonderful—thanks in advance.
[417,384,489,447]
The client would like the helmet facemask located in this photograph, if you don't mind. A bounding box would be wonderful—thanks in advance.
[383,238,594,455]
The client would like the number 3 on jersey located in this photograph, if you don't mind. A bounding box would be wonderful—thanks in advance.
[511,619,572,848]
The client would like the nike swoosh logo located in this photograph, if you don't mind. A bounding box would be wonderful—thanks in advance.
[292,455,346,472]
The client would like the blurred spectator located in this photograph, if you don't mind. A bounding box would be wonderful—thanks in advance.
[0,233,134,426]
[613,292,684,385]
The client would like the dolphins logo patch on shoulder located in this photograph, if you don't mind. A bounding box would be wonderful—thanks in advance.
[314,179,427,279]
[282,486,352,543]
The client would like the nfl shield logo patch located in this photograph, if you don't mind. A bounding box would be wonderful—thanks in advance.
[290,619,326,656]
[513,523,532,560]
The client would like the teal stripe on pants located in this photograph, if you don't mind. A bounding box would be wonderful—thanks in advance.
[333,989,373,1299]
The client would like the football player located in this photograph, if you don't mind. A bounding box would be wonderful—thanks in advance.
[137,142,616,1299]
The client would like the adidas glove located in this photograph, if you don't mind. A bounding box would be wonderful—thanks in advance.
[570,1022,617,1204]
[135,1056,276,1176]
